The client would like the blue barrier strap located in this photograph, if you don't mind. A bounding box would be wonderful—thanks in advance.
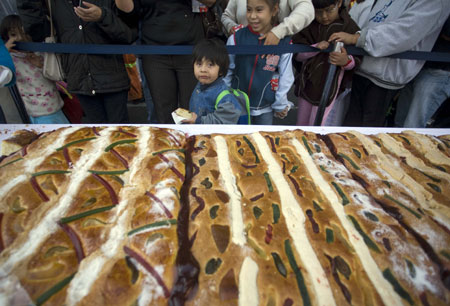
[15,42,450,62]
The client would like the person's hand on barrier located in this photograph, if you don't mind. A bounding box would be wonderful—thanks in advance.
[330,46,349,66]
[316,41,329,50]
[274,106,289,119]
[5,37,16,52]
[329,32,360,45]
[259,31,280,59]
[74,2,103,22]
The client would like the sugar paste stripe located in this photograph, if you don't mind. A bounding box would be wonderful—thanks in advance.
[291,137,403,306]
[0,127,78,198]
[350,131,450,226]
[239,257,259,306]
[378,133,450,181]
[66,127,153,305]
[252,132,335,306]
[0,127,115,278]
[214,135,246,246]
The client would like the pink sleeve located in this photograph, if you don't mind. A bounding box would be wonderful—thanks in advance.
[343,55,356,71]
[294,43,321,62]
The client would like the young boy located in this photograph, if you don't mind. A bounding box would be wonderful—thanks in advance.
[182,38,249,124]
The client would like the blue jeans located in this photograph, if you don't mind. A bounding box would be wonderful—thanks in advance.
[251,111,273,125]
[396,68,450,128]
[29,109,69,124]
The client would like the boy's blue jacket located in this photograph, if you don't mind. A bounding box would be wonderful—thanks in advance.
[224,26,294,115]
[189,78,247,124]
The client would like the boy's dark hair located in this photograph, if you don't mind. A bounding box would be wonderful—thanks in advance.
[0,15,25,41]
[192,38,229,77]
[312,0,339,9]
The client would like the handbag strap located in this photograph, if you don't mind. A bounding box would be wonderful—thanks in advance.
[46,0,55,37]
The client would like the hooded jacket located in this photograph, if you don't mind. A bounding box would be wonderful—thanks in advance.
[353,0,450,89]
[292,8,360,106]
[16,0,137,95]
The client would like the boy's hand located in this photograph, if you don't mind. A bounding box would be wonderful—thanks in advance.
[329,46,349,66]
[329,32,360,45]
[181,112,197,124]
[316,41,330,50]
[259,31,279,59]
[274,106,289,119]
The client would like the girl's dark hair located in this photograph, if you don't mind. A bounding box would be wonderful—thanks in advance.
[312,0,339,9]
[0,14,25,41]
[192,38,229,76]
[260,0,280,25]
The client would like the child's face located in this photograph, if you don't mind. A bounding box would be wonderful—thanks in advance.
[7,27,26,42]
[315,0,342,25]
[246,0,278,34]
[194,58,220,85]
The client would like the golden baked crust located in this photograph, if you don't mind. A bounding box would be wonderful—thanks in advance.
[1,129,38,156]
[0,127,449,306]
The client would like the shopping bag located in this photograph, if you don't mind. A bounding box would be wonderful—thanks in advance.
[43,36,65,82]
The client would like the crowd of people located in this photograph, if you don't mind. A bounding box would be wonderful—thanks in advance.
[0,0,448,127]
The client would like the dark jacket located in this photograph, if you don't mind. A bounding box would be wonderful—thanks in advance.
[132,0,205,46]
[16,0,137,95]
[292,9,360,106]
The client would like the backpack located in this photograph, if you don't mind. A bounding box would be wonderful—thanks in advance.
[215,88,251,125]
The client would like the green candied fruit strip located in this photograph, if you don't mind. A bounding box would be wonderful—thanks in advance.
[338,153,360,170]
[271,252,287,278]
[60,205,115,224]
[398,135,411,145]
[427,183,441,193]
[326,228,334,243]
[205,258,222,274]
[253,206,263,220]
[56,137,96,151]
[382,268,414,305]
[272,203,280,224]
[88,169,128,176]
[35,273,76,306]
[284,239,311,306]
[110,175,125,186]
[405,259,416,278]
[275,137,280,145]
[105,139,138,152]
[419,170,441,183]
[313,200,323,212]
[151,148,185,156]
[0,157,23,169]
[314,144,321,153]
[291,165,299,173]
[199,157,206,166]
[32,170,71,177]
[364,211,379,222]
[128,219,177,236]
[384,194,422,219]
[319,165,329,173]
[331,182,350,206]
[440,250,450,260]
[243,136,260,163]
[382,180,391,188]
[302,136,313,155]
[348,215,381,253]
[264,172,274,192]
[210,205,220,219]
[352,148,362,159]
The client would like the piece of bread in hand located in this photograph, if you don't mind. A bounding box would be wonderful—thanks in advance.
[1,129,38,156]
[175,108,193,119]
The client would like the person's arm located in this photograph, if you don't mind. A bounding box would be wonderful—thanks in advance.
[295,42,327,62]
[75,1,137,44]
[357,0,448,57]
[221,0,239,34]
[271,0,314,40]
[223,34,236,87]
[272,52,294,112]
[198,101,241,124]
